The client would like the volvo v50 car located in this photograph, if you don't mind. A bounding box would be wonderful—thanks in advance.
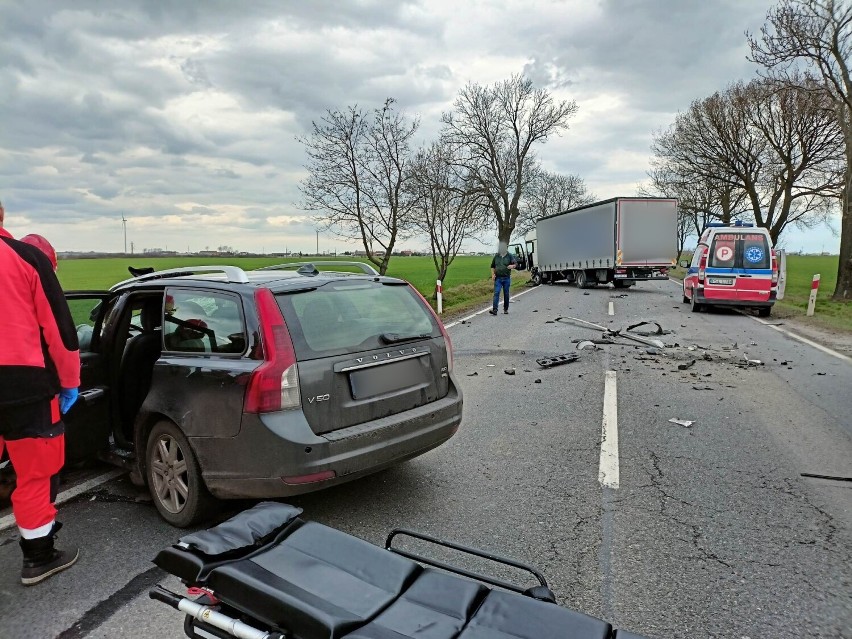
[63,262,461,526]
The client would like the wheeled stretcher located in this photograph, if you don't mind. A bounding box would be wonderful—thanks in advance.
[150,502,648,639]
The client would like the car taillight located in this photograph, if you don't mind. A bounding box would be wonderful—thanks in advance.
[771,249,779,285]
[698,253,707,283]
[411,285,453,373]
[244,288,301,413]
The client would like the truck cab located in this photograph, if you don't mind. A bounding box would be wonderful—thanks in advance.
[509,231,537,276]
[683,222,778,316]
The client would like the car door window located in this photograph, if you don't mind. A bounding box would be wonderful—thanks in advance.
[66,296,112,353]
[163,290,246,354]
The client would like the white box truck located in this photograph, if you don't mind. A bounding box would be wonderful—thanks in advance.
[512,197,678,288]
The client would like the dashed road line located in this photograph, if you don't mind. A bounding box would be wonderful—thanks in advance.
[0,469,126,533]
[444,286,539,329]
[608,301,614,316]
[598,370,619,489]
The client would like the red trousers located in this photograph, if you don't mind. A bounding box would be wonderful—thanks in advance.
[0,396,65,532]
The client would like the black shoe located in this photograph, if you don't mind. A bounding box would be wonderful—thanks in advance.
[20,523,79,586]
[503,309,509,314]
[489,309,498,315]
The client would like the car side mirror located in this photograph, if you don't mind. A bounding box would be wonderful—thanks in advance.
[679,260,689,268]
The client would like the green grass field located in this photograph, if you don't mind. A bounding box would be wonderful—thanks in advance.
[672,254,850,332]
[56,255,509,318]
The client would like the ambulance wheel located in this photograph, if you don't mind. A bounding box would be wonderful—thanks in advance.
[682,294,690,304]
[146,420,217,528]
[757,306,771,318]
[690,292,704,313]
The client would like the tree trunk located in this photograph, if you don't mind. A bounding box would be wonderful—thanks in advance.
[497,223,515,244]
[834,177,852,300]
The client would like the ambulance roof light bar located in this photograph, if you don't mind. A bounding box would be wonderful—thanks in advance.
[705,220,755,228]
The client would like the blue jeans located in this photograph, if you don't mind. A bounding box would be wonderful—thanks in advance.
[493,276,511,311]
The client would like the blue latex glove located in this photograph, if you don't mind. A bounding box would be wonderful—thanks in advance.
[59,388,79,414]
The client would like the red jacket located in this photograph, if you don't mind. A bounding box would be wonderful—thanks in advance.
[0,228,80,407]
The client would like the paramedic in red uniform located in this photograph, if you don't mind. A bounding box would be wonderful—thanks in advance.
[0,202,81,586]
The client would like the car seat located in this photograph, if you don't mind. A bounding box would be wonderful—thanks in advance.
[117,300,163,434]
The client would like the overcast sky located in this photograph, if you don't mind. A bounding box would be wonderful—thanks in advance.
[0,0,841,254]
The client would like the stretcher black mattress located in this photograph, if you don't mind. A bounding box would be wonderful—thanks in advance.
[154,502,637,639]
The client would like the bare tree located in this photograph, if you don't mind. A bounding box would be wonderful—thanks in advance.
[299,99,419,275]
[652,78,843,244]
[749,0,852,299]
[518,170,594,236]
[410,142,488,286]
[639,168,746,262]
[441,75,578,244]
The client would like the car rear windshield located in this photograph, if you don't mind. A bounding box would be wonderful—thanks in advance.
[275,281,439,360]
[709,232,770,269]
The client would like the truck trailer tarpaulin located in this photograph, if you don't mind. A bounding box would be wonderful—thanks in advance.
[513,197,678,288]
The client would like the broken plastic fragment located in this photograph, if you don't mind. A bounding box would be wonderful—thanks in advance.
[668,418,694,428]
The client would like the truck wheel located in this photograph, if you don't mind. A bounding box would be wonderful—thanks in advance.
[690,292,704,313]
[531,271,542,286]
[576,271,588,289]
[758,307,771,318]
[146,420,217,528]
[541,272,552,285]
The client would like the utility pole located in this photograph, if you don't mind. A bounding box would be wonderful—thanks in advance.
[316,230,319,256]
[121,213,128,254]
[130,241,135,255]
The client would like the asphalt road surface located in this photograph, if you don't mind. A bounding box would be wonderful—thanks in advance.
[1,279,850,639]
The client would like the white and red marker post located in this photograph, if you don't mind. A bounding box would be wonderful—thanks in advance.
[806,274,820,316]
[436,279,443,315]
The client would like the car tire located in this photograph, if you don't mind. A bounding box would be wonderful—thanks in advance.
[758,306,771,318]
[690,291,704,313]
[146,420,217,528]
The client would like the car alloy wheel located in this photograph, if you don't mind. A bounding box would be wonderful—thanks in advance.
[146,420,217,527]
[150,433,189,515]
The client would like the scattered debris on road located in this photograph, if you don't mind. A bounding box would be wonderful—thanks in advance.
[504,368,516,375]
[646,347,662,356]
[467,372,478,377]
[678,360,696,371]
[534,379,542,383]
[668,418,695,428]
[625,320,670,336]
[536,353,580,368]
[800,472,852,482]
[577,340,601,351]
[692,385,713,391]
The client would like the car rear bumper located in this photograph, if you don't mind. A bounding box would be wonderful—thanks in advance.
[694,290,776,308]
[194,380,463,499]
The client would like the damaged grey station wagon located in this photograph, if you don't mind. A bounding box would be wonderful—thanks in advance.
[63,262,462,526]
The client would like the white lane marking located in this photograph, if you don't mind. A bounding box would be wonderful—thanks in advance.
[599,371,620,489]
[608,301,614,316]
[0,468,126,533]
[444,286,539,329]
[745,314,851,363]
[673,276,849,363]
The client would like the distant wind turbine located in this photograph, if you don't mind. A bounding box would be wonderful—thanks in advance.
[121,213,128,254]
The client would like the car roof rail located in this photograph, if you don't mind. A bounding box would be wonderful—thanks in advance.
[256,261,380,276]
[111,265,250,289]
